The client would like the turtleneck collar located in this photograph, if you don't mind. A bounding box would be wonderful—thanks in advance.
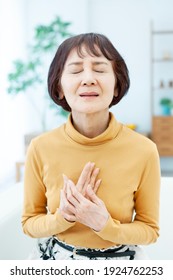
[65,112,122,146]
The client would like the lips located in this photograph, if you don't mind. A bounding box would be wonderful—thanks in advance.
[79,92,99,97]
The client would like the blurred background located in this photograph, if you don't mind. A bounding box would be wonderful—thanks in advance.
[0,0,173,260]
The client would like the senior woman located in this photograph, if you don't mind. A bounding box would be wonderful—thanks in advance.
[22,33,160,260]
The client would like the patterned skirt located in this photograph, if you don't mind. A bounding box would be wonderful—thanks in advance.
[28,236,148,260]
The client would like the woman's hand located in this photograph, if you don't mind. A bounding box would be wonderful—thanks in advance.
[63,162,101,197]
[64,181,109,231]
[59,185,76,222]
[58,162,102,224]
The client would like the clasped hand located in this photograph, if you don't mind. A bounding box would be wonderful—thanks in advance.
[58,162,109,232]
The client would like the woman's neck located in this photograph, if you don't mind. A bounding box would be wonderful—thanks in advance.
[71,110,110,138]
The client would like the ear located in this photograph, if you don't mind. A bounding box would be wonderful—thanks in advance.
[114,89,118,97]
[59,91,64,100]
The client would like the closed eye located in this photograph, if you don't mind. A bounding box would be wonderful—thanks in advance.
[70,69,106,74]
[71,70,83,74]
[94,70,105,73]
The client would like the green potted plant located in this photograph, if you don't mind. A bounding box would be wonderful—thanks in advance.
[159,98,172,115]
[7,16,72,131]
[170,101,173,115]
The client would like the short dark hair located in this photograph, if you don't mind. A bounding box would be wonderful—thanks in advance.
[48,33,130,112]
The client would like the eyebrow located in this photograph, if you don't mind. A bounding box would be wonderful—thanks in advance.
[67,61,109,66]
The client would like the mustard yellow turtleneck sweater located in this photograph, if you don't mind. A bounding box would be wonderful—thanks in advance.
[22,113,160,249]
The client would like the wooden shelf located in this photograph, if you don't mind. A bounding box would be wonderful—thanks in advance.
[151,23,173,157]
[151,116,173,156]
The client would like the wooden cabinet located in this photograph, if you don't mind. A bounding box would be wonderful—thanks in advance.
[152,116,173,156]
[150,23,173,156]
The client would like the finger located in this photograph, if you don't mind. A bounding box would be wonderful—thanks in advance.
[86,185,101,204]
[93,179,102,193]
[62,174,68,184]
[85,162,96,185]
[60,209,76,222]
[60,189,67,203]
[60,189,76,214]
[68,180,86,205]
[77,162,95,192]
[67,180,83,206]
[89,167,100,188]
[66,180,72,199]
[82,167,100,196]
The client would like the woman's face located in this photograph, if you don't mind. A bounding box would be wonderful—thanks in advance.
[60,45,117,115]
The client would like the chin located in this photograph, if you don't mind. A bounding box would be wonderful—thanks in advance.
[72,103,109,115]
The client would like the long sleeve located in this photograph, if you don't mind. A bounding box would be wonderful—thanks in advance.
[94,145,160,245]
[21,114,161,249]
[21,140,75,238]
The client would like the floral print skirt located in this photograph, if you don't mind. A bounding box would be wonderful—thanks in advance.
[28,236,148,260]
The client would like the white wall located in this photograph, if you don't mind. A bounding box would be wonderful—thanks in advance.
[0,0,28,185]
[0,0,89,187]
[1,0,173,187]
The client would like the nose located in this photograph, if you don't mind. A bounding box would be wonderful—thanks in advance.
[81,70,97,86]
